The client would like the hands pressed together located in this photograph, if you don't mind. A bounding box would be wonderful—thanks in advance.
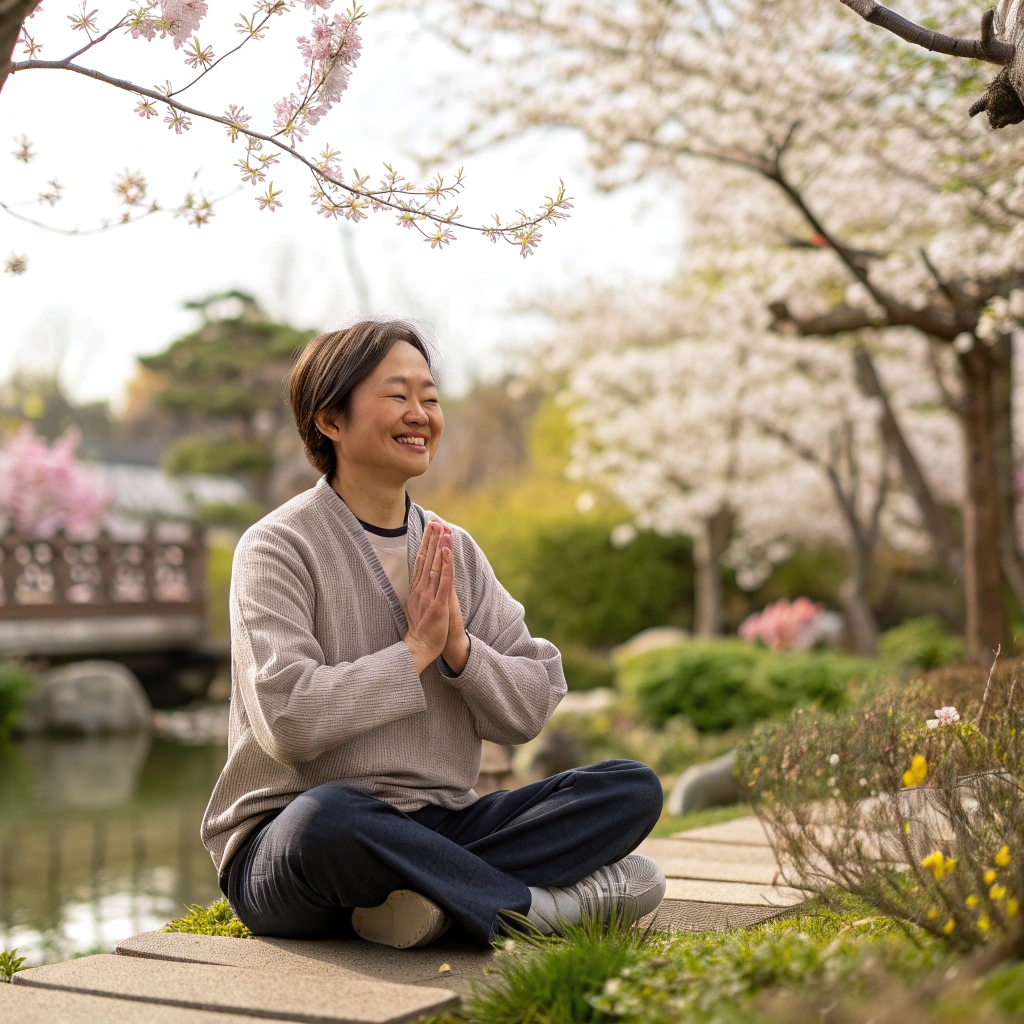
[403,520,470,676]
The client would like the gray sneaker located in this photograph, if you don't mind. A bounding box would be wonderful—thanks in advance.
[352,890,451,949]
[532,854,666,934]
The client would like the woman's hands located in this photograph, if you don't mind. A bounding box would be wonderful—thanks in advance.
[404,520,469,675]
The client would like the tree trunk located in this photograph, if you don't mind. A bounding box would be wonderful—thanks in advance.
[853,347,962,574]
[988,333,1024,613]
[0,0,37,95]
[838,538,879,656]
[693,506,733,637]
[959,340,1008,663]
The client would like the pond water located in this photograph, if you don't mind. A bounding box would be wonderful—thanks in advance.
[0,736,225,965]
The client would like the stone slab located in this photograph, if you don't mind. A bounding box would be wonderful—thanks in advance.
[643,898,796,934]
[670,816,773,847]
[650,854,785,886]
[638,837,781,866]
[663,877,806,907]
[117,932,492,998]
[0,983,288,1024]
[14,954,458,1024]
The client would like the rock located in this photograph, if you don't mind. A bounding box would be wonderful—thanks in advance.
[153,703,230,745]
[667,750,740,817]
[19,660,153,736]
[553,687,616,716]
[612,626,689,664]
[528,729,585,774]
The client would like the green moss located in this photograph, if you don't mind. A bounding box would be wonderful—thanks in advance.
[164,899,251,938]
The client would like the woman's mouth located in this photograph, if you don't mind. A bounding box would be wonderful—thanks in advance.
[394,435,428,450]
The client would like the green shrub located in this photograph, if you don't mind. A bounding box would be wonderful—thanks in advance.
[619,640,870,732]
[878,614,964,670]
[559,644,616,691]
[519,523,693,647]
[197,500,265,529]
[165,899,250,937]
[163,434,273,479]
[0,661,36,742]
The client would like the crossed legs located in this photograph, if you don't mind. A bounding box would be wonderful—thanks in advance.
[224,759,663,946]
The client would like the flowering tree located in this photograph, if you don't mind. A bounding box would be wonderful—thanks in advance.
[0,423,111,537]
[1,1,572,273]
[421,0,1024,661]
[544,281,959,654]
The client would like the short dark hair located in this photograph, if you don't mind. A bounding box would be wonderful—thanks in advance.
[287,319,435,476]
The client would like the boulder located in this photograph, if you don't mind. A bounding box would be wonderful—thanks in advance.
[19,660,153,735]
[667,750,740,817]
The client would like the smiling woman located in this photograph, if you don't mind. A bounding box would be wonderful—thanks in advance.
[200,314,665,954]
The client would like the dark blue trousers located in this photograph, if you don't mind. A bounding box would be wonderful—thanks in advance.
[223,759,662,946]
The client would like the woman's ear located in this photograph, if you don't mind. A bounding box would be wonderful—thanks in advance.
[314,409,342,441]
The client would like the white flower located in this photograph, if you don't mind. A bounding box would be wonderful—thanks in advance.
[829,753,840,766]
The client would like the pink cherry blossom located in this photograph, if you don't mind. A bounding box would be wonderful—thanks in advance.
[740,598,827,653]
[926,706,961,729]
[0,425,111,539]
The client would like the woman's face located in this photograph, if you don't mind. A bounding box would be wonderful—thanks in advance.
[322,340,444,485]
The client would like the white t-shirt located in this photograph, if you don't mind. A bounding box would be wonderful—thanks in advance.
[364,528,410,613]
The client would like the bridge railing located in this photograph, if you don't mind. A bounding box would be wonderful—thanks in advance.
[0,525,206,621]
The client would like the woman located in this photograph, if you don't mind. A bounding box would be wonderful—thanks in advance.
[201,317,666,949]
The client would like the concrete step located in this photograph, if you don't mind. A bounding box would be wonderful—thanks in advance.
[117,932,492,998]
[638,836,781,866]
[670,816,774,847]
[13,954,458,1024]
[0,983,288,1024]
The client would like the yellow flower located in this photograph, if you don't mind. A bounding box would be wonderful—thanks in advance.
[943,917,956,935]
[984,870,997,885]
[904,822,912,834]
[966,895,979,909]
[990,884,1007,901]
[978,912,991,933]
[921,851,945,880]
[995,845,1011,867]
[927,908,939,921]
[920,851,956,881]
[1007,898,1019,920]
[902,755,928,788]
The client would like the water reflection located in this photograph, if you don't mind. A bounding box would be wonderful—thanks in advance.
[0,736,225,964]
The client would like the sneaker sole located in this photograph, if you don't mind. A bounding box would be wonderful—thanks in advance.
[352,890,450,949]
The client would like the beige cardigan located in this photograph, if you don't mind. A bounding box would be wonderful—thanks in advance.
[200,478,566,872]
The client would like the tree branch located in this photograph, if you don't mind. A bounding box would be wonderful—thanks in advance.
[9,57,570,245]
[770,300,883,336]
[837,0,1014,65]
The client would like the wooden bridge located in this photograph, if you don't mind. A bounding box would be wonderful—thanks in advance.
[0,526,207,659]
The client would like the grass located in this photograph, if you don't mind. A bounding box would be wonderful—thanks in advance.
[165,899,251,938]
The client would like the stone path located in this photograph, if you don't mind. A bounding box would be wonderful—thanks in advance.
[637,815,809,933]
[6,815,809,1024]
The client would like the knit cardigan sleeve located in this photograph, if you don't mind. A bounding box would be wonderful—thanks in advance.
[230,523,427,766]
[442,529,566,745]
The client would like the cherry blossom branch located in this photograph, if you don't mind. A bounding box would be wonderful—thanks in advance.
[10,54,571,249]
[65,14,129,63]
[169,6,280,99]
[837,0,1014,65]
[0,196,159,234]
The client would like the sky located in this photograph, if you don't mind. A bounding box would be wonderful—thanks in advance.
[0,3,685,408]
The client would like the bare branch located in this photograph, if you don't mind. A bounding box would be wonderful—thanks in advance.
[837,0,1014,65]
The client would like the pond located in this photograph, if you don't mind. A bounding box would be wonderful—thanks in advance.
[0,735,225,965]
